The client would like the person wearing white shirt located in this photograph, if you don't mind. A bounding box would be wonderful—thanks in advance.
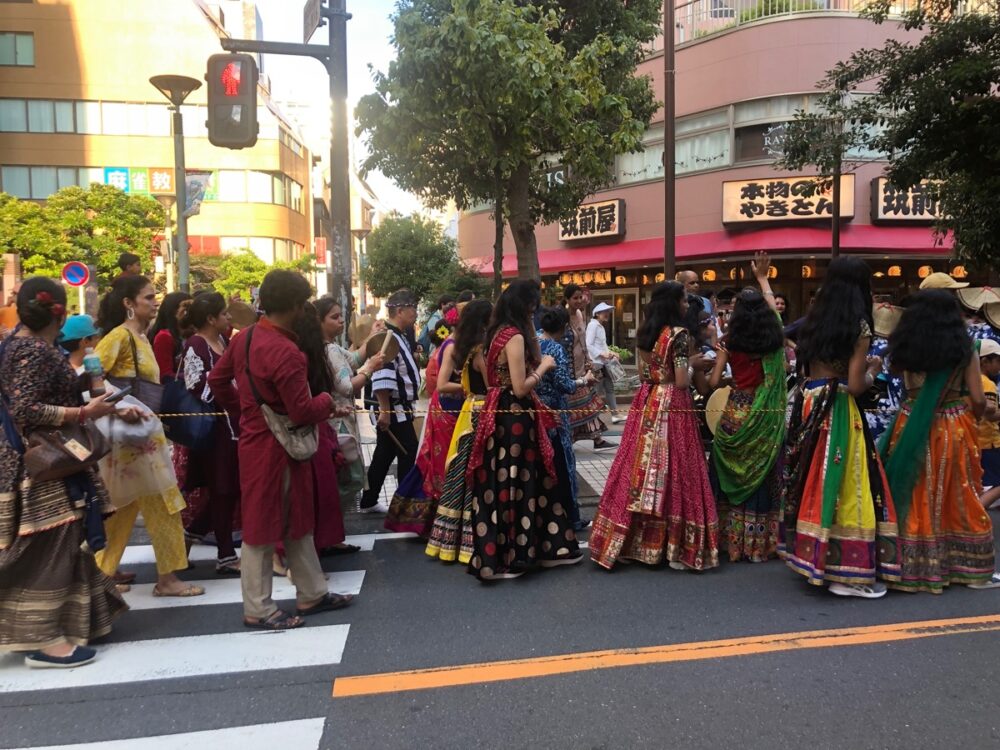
[586,303,625,424]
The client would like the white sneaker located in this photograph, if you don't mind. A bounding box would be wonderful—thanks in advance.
[829,581,887,599]
[968,572,1000,590]
[357,501,389,514]
[611,415,627,424]
[540,553,585,568]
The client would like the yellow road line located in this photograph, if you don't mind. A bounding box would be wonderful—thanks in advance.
[332,613,1000,698]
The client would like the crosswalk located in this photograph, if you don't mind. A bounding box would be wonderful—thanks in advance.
[0,532,409,750]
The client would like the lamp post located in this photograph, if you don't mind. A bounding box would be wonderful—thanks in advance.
[351,227,371,310]
[150,74,201,293]
[154,194,177,292]
[662,0,676,280]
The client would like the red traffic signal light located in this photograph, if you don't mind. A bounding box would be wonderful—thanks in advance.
[206,53,258,149]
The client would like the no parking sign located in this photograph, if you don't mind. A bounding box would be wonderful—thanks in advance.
[61,262,90,287]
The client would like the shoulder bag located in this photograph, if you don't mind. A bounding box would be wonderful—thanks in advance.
[108,330,164,413]
[244,326,319,462]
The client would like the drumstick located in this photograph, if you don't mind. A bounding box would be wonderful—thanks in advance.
[384,424,408,455]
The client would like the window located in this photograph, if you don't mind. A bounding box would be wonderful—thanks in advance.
[79,167,103,187]
[616,142,665,186]
[0,98,25,131]
[246,170,272,203]
[676,129,730,174]
[1,166,29,198]
[290,180,302,212]
[54,101,74,132]
[220,237,250,255]
[272,174,286,206]
[27,99,53,132]
[57,167,78,189]
[676,109,728,135]
[75,101,101,134]
[146,104,170,136]
[30,166,55,198]
[217,170,247,202]
[274,238,290,261]
[248,236,274,263]
[100,102,128,135]
[0,32,33,66]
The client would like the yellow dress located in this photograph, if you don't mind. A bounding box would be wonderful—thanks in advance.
[93,325,188,576]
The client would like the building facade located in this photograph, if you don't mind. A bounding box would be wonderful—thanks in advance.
[0,0,313,280]
[457,1,976,355]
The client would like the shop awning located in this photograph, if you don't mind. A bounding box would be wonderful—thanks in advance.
[467,224,952,276]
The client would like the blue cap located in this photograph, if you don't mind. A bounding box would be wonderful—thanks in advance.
[59,314,101,343]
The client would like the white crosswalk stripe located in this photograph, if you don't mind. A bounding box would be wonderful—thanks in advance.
[17,718,327,750]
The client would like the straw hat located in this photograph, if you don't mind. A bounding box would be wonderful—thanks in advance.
[956,286,1000,313]
[227,300,257,330]
[872,303,904,339]
[705,386,730,436]
[365,330,399,361]
[984,301,1000,330]
[919,272,968,290]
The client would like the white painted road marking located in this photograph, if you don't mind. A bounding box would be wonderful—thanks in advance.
[0,625,350,693]
[15,717,327,750]
[124,570,365,610]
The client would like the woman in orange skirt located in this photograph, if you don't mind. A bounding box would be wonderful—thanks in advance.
[880,290,998,592]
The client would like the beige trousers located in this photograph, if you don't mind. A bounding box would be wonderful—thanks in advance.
[240,469,327,619]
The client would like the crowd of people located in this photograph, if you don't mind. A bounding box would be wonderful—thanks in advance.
[1,250,999,670]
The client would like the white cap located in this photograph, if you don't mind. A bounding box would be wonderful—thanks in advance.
[592,302,613,316]
[980,339,1000,358]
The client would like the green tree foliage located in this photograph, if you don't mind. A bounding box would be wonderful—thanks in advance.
[356,0,660,283]
[364,213,482,301]
[0,185,163,286]
[211,251,320,301]
[781,0,1000,266]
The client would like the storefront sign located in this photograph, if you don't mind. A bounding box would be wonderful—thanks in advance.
[871,178,940,224]
[149,168,175,195]
[722,175,855,224]
[559,199,625,241]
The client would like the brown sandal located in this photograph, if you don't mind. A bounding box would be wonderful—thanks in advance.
[244,609,304,630]
[152,584,205,597]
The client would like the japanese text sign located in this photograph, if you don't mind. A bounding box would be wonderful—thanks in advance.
[559,199,626,242]
[149,168,175,195]
[871,178,940,224]
[722,175,855,225]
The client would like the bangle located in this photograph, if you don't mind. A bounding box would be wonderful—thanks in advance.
[763,291,775,297]
[78,406,87,424]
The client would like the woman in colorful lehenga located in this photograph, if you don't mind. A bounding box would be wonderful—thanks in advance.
[590,281,720,572]
[537,306,596,531]
[780,257,900,599]
[385,319,462,535]
[709,253,787,562]
[426,300,492,563]
[467,281,582,580]
[879,290,998,592]
[561,284,612,450]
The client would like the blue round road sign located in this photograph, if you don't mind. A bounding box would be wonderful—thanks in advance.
[62,262,90,287]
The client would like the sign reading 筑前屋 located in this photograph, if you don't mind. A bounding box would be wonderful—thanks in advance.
[722,175,855,225]
[559,199,626,242]
[871,178,941,224]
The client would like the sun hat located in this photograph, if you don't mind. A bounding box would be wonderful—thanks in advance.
[58,314,100,343]
[919,272,969,290]
[956,287,1000,312]
[872,303,904,338]
[980,339,1000,359]
[592,302,613,316]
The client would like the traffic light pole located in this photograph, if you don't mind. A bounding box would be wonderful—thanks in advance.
[171,106,191,293]
[220,1,353,332]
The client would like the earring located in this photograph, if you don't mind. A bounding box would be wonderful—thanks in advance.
[126,308,135,321]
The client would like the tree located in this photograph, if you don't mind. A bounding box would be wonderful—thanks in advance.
[364,213,482,301]
[0,185,163,286]
[356,0,659,282]
[210,251,320,301]
[782,0,1000,265]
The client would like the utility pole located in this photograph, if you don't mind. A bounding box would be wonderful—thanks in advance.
[221,0,353,334]
[662,0,676,280]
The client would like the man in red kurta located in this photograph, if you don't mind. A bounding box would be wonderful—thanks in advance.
[209,270,353,629]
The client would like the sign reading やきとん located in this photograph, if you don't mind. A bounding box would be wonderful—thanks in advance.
[559,199,626,242]
[722,175,855,225]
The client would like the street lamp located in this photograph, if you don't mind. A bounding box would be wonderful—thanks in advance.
[351,227,371,310]
[150,74,201,292]
[154,194,177,293]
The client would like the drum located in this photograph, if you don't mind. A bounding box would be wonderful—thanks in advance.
[705,386,731,436]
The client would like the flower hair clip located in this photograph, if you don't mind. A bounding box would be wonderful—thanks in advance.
[31,290,65,319]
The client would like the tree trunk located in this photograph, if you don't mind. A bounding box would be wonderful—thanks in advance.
[491,169,505,299]
[507,162,540,282]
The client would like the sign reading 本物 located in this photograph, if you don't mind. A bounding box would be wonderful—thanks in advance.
[559,199,626,242]
[871,178,940,224]
[722,175,855,225]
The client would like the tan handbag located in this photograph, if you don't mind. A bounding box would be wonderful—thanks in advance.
[23,421,111,481]
[244,326,319,462]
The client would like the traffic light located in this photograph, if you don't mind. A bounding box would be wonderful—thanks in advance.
[206,53,258,149]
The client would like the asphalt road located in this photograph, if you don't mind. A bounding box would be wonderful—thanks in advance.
[2,435,1000,749]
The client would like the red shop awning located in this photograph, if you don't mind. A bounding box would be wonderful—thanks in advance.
[467,224,952,276]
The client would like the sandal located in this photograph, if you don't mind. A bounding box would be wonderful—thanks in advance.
[152,584,206,598]
[296,592,353,616]
[216,559,241,576]
[244,609,304,630]
[319,544,361,557]
[112,570,136,585]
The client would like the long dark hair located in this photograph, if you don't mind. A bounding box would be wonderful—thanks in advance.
[796,257,873,367]
[314,295,340,328]
[888,290,972,373]
[486,279,541,363]
[682,293,705,337]
[97,275,152,331]
[451,299,493,370]
[637,281,685,352]
[180,292,226,331]
[726,288,785,355]
[292,302,335,396]
[149,291,193,346]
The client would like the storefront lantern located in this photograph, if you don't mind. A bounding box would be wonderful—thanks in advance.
[873,271,886,278]
[655,272,665,283]
[615,275,626,286]
[918,265,933,279]
[702,269,717,282]
[767,266,778,279]
[801,265,814,279]
[951,265,968,279]
[887,265,902,277]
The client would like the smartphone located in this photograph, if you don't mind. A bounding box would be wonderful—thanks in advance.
[104,386,133,405]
